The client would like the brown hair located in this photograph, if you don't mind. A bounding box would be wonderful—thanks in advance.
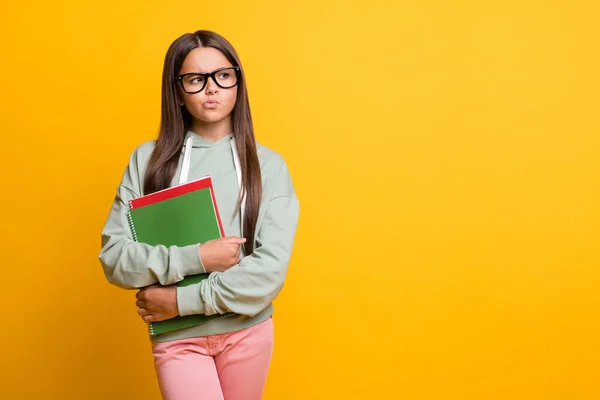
[143,30,262,255]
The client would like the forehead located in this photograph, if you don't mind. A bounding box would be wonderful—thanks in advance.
[179,47,232,74]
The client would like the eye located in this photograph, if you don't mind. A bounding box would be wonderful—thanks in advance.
[218,72,230,79]
[190,76,205,84]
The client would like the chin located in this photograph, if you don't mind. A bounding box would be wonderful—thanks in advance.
[203,115,229,124]
[192,111,229,124]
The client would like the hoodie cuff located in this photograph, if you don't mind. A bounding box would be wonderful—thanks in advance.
[174,244,206,277]
[177,283,205,316]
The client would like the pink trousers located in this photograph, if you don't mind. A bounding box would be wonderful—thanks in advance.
[151,317,274,400]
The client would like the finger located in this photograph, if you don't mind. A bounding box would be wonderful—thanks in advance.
[142,314,154,322]
[138,308,150,316]
[136,300,145,308]
[136,291,145,300]
[224,237,247,244]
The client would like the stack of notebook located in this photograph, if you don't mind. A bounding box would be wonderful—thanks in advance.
[127,176,233,336]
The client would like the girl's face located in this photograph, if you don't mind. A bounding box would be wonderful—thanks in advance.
[177,47,238,127]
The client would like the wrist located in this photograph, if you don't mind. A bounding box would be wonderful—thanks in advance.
[172,286,180,316]
[198,244,210,273]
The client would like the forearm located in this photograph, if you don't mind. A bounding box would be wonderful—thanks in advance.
[176,196,299,316]
[99,235,205,289]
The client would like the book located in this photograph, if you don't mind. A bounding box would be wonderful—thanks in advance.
[127,175,234,336]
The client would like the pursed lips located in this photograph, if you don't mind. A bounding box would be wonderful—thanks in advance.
[203,99,218,109]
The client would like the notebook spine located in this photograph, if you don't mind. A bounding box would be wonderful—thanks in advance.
[127,201,155,337]
[126,201,138,242]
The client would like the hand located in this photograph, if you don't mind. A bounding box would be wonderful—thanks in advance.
[136,284,178,323]
[200,236,246,272]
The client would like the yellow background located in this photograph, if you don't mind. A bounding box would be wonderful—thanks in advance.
[1,0,599,399]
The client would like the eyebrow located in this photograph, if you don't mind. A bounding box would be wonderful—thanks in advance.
[179,66,234,74]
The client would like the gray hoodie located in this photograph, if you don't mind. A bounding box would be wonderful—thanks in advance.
[98,129,300,342]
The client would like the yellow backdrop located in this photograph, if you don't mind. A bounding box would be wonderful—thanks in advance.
[1,0,599,399]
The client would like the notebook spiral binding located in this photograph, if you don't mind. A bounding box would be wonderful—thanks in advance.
[128,200,156,336]
[126,201,138,242]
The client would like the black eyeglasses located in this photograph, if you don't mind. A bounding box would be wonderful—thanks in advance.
[176,66,241,94]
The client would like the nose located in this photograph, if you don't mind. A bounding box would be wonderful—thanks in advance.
[205,76,219,95]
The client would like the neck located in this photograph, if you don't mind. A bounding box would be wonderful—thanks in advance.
[190,117,233,143]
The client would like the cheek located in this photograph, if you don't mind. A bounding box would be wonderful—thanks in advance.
[221,89,238,112]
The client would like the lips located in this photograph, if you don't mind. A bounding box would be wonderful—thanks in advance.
[203,100,218,109]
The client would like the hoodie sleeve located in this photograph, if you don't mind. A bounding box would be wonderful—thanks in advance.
[98,145,206,289]
[176,160,300,317]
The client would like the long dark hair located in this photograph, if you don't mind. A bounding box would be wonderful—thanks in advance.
[143,30,262,255]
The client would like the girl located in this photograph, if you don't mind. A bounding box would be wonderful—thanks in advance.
[99,30,299,400]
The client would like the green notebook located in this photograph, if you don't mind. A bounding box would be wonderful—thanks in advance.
[127,175,233,336]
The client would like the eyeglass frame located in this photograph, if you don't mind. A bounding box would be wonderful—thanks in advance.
[176,66,242,94]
